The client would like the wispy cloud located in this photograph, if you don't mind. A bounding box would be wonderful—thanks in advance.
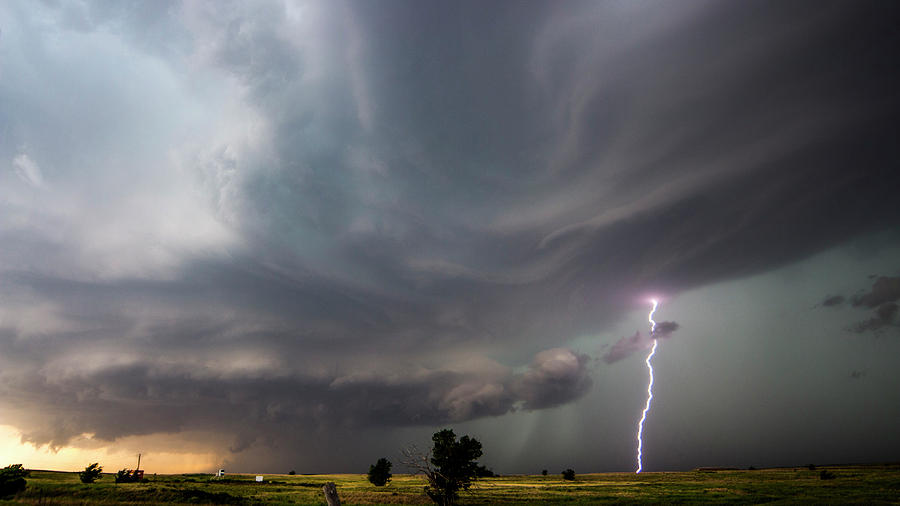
[12,153,44,188]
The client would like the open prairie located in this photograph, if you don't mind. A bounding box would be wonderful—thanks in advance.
[4,465,900,504]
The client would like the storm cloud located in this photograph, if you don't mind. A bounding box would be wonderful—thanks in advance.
[513,348,593,410]
[848,302,898,333]
[0,341,589,452]
[821,295,846,307]
[853,276,900,309]
[850,276,900,333]
[653,321,679,337]
[823,275,900,334]
[1,0,899,471]
[601,320,678,365]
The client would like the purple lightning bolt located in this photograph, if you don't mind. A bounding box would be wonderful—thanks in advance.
[636,299,659,474]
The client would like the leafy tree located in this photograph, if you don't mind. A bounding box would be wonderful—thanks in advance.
[429,429,483,504]
[115,469,141,483]
[561,468,575,481]
[79,463,103,484]
[0,464,29,498]
[401,429,484,505]
[541,469,548,476]
[367,457,393,486]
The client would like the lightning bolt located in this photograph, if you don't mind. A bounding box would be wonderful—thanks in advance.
[636,299,659,474]
[648,299,658,335]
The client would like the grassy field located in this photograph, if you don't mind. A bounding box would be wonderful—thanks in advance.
[3,464,899,504]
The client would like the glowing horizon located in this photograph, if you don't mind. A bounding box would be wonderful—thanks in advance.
[0,425,223,474]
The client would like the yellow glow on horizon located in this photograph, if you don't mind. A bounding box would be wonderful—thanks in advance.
[0,425,221,474]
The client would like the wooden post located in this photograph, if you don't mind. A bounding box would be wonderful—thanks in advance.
[322,481,340,506]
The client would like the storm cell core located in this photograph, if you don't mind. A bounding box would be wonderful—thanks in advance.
[636,299,659,474]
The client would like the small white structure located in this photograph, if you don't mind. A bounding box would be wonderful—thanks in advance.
[216,469,225,478]
[255,475,264,482]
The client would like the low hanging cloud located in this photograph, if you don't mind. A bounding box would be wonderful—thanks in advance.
[849,301,899,334]
[852,276,900,308]
[821,275,900,334]
[0,338,592,451]
[852,275,900,333]
[602,321,679,364]
[653,321,680,336]
[513,348,593,410]
[821,295,846,307]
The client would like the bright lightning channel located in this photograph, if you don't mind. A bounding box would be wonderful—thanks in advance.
[636,299,659,474]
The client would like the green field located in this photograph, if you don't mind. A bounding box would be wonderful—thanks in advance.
[4,465,900,504]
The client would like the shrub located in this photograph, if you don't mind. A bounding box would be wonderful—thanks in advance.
[541,469,548,476]
[288,470,296,475]
[79,463,103,484]
[367,458,393,486]
[807,464,816,471]
[0,464,29,498]
[820,470,835,480]
[115,469,141,483]
[562,468,575,481]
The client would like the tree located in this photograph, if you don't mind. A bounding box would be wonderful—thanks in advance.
[541,469,548,476]
[79,463,103,484]
[115,469,141,484]
[562,468,575,481]
[288,470,296,475]
[401,429,483,505]
[367,457,393,486]
[0,464,29,498]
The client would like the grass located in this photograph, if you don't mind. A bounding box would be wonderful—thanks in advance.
[3,464,899,504]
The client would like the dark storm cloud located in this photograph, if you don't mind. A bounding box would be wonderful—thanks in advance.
[601,320,679,365]
[875,302,899,322]
[821,274,900,334]
[848,302,899,334]
[603,332,646,364]
[852,276,900,308]
[653,321,680,337]
[821,295,846,307]
[2,0,900,469]
[0,337,589,449]
[513,348,593,410]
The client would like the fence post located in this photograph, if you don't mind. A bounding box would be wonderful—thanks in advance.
[322,481,341,506]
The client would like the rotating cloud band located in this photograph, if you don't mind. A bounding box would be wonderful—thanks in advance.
[636,299,659,474]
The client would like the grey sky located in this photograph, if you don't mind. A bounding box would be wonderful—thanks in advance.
[1,0,898,473]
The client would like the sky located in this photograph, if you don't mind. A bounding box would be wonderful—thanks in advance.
[1,0,899,474]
